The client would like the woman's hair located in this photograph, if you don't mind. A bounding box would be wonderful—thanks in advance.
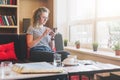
[32,7,50,28]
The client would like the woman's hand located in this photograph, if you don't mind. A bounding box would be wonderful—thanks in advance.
[42,28,50,37]
[49,30,55,38]
[42,28,55,38]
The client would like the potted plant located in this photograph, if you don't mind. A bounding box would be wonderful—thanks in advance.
[75,40,80,49]
[92,42,98,51]
[113,41,120,56]
[64,39,68,47]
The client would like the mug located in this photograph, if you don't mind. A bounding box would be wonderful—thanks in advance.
[67,55,77,63]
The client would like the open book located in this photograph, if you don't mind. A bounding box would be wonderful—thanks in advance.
[12,62,64,74]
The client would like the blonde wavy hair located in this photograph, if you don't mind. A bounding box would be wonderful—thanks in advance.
[32,7,50,28]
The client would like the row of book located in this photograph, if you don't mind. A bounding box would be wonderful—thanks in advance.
[0,0,16,5]
[0,15,17,26]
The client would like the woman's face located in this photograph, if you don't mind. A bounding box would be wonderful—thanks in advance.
[39,12,49,25]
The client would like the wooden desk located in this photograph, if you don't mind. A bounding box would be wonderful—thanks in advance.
[0,62,68,80]
[96,73,110,80]
[110,72,120,80]
[63,60,120,80]
[0,71,68,80]
[1,61,120,80]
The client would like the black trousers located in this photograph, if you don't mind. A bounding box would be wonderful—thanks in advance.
[29,50,70,62]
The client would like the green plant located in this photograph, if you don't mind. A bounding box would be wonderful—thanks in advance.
[113,41,120,50]
[112,41,120,56]
[92,42,98,47]
[64,39,68,43]
[75,40,80,45]
[64,39,68,46]
[75,40,80,49]
[92,42,98,51]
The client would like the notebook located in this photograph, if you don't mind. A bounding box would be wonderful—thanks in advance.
[12,62,64,74]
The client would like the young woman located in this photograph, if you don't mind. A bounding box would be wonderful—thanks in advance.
[26,7,69,62]
[27,7,54,52]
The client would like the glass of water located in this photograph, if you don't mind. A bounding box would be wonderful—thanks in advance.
[1,61,12,76]
[53,53,61,67]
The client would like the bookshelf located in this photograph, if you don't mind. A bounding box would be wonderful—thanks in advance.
[0,0,19,33]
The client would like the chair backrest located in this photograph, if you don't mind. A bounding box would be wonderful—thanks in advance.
[54,33,64,51]
[0,33,27,60]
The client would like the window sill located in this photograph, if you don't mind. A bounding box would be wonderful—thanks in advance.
[64,47,120,65]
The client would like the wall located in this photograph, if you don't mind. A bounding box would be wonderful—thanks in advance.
[47,0,53,29]
[19,0,53,33]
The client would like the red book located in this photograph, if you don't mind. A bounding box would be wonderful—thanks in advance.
[0,15,4,25]
[2,16,7,25]
[10,0,12,5]
[12,0,16,5]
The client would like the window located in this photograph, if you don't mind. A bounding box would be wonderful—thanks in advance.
[68,0,120,50]
[97,20,120,48]
[70,24,93,44]
[69,0,95,21]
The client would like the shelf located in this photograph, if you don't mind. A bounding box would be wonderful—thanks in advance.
[0,5,18,8]
[0,0,19,33]
[0,26,18,28]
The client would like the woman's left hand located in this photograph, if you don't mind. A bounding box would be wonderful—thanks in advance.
[49,30,55,38]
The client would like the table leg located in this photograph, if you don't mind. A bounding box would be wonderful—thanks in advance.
[88,74,94,80]
[79,75,82,80]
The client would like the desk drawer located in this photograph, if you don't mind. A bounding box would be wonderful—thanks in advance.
[110,72,120,80]
[96,73,110,80]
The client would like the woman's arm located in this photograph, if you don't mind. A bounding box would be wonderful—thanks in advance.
[49,31,55,50]
[27,28,50,48]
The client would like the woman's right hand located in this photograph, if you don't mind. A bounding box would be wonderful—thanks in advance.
[42,28,52,37]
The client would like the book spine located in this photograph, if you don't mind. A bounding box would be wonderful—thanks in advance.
[2,16,7,25]
[6,0,8,4]
[7,16,12,25]
[4,15,9,26]
[12,0,15,5]
[9,16,14,25]
[12,15,17,25]
[10,0,12,5]
[0,0,2,4]
[2,0,6,4]
[0,15,4,25]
